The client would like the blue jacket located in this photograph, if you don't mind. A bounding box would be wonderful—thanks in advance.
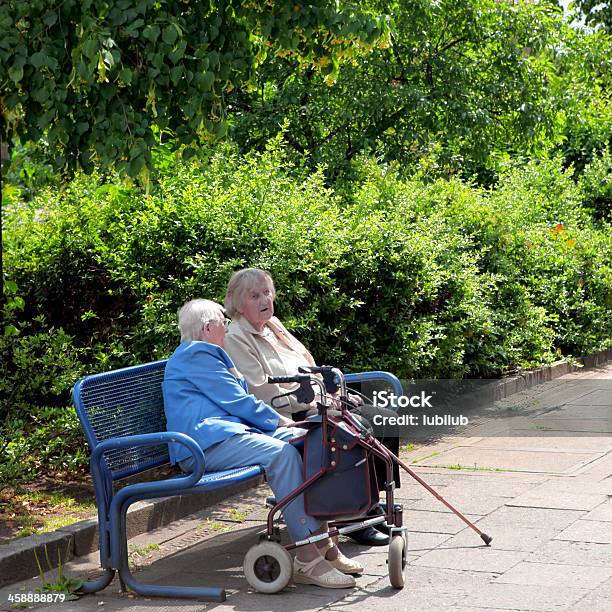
[163,341,281,464]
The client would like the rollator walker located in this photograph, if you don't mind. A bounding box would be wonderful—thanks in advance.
[242,366,492,593]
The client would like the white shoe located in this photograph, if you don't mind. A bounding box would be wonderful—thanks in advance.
[327,550,364,575]
[293,557,356,589]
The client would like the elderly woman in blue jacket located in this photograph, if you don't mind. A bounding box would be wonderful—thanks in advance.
[163,299,361,589]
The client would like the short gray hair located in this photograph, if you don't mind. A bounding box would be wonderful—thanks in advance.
[178,299,224,342]
[224,268,276,318]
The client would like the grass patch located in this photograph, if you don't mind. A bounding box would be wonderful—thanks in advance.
[1,483,96,543]
[197,519,230,533]
[127,542,162,571]
[436,464,509,472]
[411,451,440,464]
[15,516,36,539]
[27,491,95,510]
[227,508,248,522]
[129,542,161,557]
[34,540,83,602]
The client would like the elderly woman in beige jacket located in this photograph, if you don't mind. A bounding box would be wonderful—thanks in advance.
[224,268,400,547]
[224,309,317,417]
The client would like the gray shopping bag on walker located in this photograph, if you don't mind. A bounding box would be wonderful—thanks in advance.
[303,416,378,520]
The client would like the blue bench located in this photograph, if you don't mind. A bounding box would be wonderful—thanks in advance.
[73,359,402,601]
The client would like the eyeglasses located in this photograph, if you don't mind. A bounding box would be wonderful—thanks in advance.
[204,317,231,329]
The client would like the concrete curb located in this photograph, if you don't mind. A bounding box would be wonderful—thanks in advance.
[1,347,610,588]
[0,474,264,587]
[493,347,612,399]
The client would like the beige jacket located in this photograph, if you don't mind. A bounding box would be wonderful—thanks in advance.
[224,316,316,417]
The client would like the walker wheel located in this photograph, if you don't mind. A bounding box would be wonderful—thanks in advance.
[388,534,406,589]
[243,541,293,594]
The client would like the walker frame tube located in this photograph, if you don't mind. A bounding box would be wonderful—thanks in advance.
[266,370,492,551]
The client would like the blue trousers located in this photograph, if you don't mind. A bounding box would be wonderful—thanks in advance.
[181,427,321,542]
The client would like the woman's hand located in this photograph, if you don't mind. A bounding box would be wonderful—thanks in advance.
[277,414,298,428]
[324,392,363,408]
[329,395,343,409]
[348,392,364,406]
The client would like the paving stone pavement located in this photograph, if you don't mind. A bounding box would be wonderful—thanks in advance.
[1,364,610,612]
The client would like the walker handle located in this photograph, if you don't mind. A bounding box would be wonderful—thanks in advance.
[268,375,316,404]
[298,366,340,394]
[268,375,312,385]
[298,365,334,374]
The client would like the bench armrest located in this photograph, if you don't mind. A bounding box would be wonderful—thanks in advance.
[91,432,206,498]
[345,371,403,411]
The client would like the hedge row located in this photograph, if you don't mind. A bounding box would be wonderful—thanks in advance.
[1,141,611,477]
[5,141,610,384]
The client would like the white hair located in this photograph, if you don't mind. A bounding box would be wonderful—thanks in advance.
[177,299,224,342]
[224,268,275,318]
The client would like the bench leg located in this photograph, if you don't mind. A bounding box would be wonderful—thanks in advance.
[117,565,226,602]
[79,568,116,594]
[119,573,128,592]
[112,500,226,602]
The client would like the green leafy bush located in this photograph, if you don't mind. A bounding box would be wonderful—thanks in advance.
[0,279,89,487]
[2,141,611,484]
[579,146,612,221]
[5,142,611,378]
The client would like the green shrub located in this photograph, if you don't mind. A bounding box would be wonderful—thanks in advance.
[1,409,88,490]
[579,146,612,221]
[0,280,90,487]
[3,141,611,418]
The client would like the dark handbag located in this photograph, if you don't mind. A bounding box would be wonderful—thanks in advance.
[303,416,378,520]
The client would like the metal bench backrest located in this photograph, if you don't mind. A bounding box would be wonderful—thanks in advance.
[73,360,169,481]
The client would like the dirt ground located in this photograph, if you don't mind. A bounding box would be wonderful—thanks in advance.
[0,471,96,545]
[0,464,182,545]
